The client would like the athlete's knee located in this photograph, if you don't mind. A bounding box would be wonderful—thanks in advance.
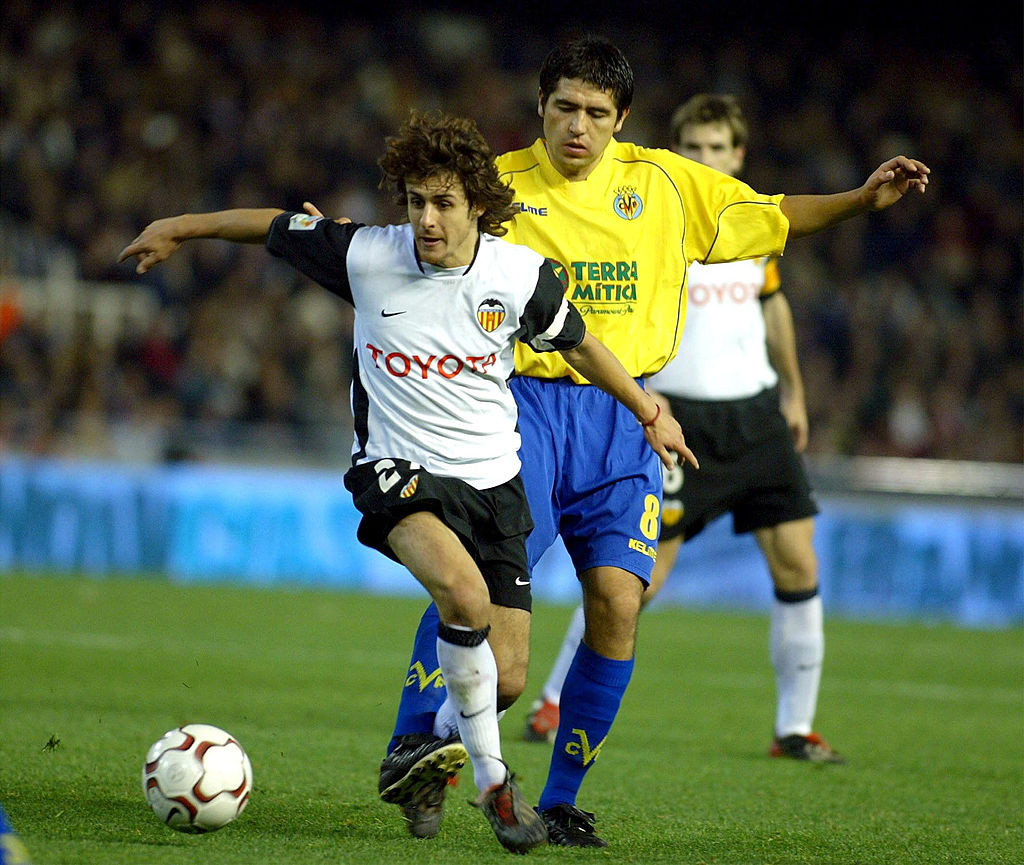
[768,537,817,591]
[583,569,642,612]
[758,519,817,593]
[769,550,818,593]
[433,576,491,628]
[580,569,643,657]
[600,587,643,625]
[492,646,528,705]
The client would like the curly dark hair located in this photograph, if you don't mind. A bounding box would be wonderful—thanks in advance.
[378,110,517,237]
[539,35,634,117]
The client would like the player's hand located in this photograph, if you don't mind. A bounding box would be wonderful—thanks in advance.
[303,201,352,225]
[780,394,809,453]
[862,156,930,210]
[640,397,699,471]
[117,217,187,273]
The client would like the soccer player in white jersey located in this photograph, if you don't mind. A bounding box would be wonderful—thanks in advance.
[524,93,844,764]
[382,38,928,848]
[117,110,695,853]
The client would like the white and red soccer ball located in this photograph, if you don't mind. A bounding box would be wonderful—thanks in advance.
[142,723,252,833]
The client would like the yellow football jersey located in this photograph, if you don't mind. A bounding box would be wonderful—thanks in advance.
[498,138,790,382]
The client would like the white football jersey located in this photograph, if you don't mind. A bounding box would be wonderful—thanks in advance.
[267,215,583,489]
[647,257,779,400]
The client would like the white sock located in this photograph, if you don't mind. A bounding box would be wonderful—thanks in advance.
[771,594,824,737]
[541,604,586,705]
[436,628,506,793]
[434,699,505,739]
[433,698,459,739]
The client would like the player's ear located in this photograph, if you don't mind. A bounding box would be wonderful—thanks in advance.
[613,105,630,133]
[537,88,546,119]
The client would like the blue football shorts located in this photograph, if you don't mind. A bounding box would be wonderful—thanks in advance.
[510,375,663,585]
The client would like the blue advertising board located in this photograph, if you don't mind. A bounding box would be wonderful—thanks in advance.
[2,457,1021,627]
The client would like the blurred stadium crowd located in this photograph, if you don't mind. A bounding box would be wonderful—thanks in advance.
[1,2,1021,466]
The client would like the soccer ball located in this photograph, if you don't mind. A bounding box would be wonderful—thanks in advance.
[142,723,253,833]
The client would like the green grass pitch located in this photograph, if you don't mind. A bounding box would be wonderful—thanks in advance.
[1,573,1020,864]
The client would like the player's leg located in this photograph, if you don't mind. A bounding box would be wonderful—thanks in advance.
[525,537,672,741]
[536,565,641,847]
[522,604,583,742]
[721,388,840,763]
[434,603,531,738]
[523,464,684,744]
[755,516,843,763]
[385,459,540,751]
[384,512,500,785]
[386,511,547,851]
[533,384,661,847]
[385,605,533,839]
[755,515,824,738]
[387,602,445,751]
[345,459,453,768]
[488,603,531,710]
[351,462,539,841]
[389,593,531,749]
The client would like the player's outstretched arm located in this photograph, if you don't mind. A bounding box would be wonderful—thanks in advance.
[117,208,284,273]
[782,155,930,238]
[559,332,699,471]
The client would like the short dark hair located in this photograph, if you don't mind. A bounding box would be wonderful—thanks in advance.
[670,94,749,149]
[538,35,634,117]
[378,110,517,237]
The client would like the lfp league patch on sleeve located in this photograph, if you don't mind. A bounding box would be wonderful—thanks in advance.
[289,214,322,230]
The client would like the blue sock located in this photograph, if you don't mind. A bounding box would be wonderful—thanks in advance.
[386,603,446,754]
[538,642,634,811]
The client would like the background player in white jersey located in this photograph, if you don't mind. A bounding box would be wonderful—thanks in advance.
[117,110,694,853]
[523,93,843,764]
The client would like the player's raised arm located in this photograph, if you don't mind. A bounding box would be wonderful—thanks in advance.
[558,331,699,471]
[781,155,930,238]
[117,208,284,273]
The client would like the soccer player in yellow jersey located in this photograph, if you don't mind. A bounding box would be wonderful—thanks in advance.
[383,36,929,847]
[524,94,845,767]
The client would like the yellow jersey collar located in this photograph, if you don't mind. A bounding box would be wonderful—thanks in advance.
[533,137,619,192]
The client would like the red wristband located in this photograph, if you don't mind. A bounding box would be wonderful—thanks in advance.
[640,403,660,428]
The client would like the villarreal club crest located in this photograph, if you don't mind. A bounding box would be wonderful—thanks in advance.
[613,185,643,221]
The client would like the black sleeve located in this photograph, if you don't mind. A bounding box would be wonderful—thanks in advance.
[519,261,586,352]
[265,213,364,304]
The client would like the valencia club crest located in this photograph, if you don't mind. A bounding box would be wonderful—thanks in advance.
[477,298,506,332]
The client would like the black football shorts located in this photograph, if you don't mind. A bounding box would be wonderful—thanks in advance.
[344,458,534,610]
[660,386,819,543]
